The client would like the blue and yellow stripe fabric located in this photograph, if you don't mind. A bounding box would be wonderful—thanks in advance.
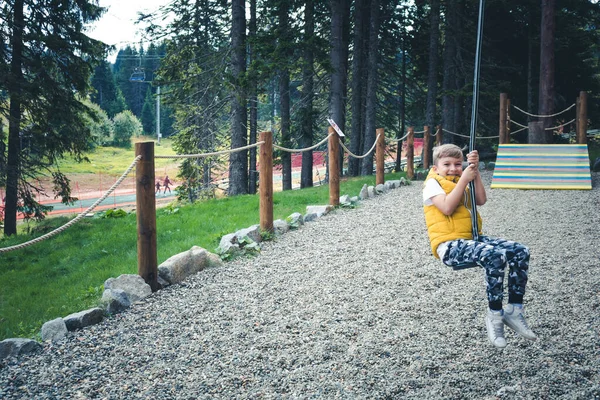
[491,144,592,190]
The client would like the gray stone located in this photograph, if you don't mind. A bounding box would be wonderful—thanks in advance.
[592,157,600,172]
[101,288,131,314]
[478,161,486,171]
[367,186,376,198]
[273,219,289,235]
[218,233,239,254]
[350,196,359,203]
[384,181,394,190]
[487,161,496,170]
[359,184,368,200]
[158,246,222,285]
[339,194,351,205]
[400,177,408,185]
[104,274,152,304]
[306,205,333,217]
[304,212,318,222]
[0,338,42,360]
[41,318,67,342]
[415,170,428,180]
[157,275,171,288]
[235,225,261,244]
[375,184,387,194]
[63,308,104,331]
[286,212,304,228]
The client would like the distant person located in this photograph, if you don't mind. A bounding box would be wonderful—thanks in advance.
[163,176,172,194]
[155,180,161,194]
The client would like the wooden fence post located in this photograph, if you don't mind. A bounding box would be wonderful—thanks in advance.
[328,126,340,206]
[376,128,385,185]
[423,126,431,169]
[135,142,159,292]
[407,127,415,180]
[577,91,588,144]
[259,131,274,233]
[435,125,443,146]
[499,93,508,144]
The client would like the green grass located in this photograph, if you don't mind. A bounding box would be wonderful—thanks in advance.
[0,172,406,340]
[54,136,178,175]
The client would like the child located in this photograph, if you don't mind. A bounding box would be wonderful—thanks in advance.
[422,144,536,348]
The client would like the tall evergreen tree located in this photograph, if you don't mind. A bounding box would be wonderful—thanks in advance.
[300,0,315,188]
[91,60,126,118]
[248,0,259,194]
[229,0,248,195]
[360,0,381,175]
[348,0,369,177]
[154,0,230,195]
[0,0,108,235]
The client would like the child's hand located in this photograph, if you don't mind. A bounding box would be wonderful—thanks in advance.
[460,163,478,182]
[466,150,480,165]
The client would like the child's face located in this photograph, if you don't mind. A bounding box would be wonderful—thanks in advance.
[433,156,463,177]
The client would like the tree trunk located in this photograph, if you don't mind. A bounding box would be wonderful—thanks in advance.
[279,0,292,191]
[527,9,536,124]
[441,0,457,135]
[329,0,349,176]
[4,0,25,236]
[339,0,351,176]
[360,0,380,175]
[396,9,407,173]
[425,0,441,128]
[349,0,369,177]
[228,0,248,195]
[533,0,555,144]
[248,0,258,194]
[300,0,315,188]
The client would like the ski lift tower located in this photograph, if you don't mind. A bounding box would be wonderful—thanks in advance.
[129,68,161,145]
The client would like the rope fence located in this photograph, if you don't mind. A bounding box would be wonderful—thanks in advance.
[0,156,142,253]
[339,134,381,159]
[512,103,576,118]
[155,142,264,159]
[273,134,331,153]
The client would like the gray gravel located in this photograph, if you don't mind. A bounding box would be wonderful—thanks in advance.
[1,171,599,399]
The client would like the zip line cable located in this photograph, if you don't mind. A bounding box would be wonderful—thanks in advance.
[467,0,486,243]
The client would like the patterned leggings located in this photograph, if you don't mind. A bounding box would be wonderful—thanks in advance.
[442,235,530,307]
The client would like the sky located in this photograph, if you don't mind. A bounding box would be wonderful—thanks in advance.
[87,0,172,62]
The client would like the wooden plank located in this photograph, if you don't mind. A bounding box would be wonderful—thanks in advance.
[491,144,592,190]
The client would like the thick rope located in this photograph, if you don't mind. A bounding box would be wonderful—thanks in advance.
[386,132,410,143]
[511,120,529,128]
[155,142,264,159]
[0,156,142,253]
[509,126,529,135]
[544,118,576,131]
[273,134,332,153]
[442,128,471,139]
[339,134,380,159]
[512,103,576,118]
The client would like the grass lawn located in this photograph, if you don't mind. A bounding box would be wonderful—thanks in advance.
[0,171,407,340]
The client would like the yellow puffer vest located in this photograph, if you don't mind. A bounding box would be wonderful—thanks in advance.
[423,169,482,258]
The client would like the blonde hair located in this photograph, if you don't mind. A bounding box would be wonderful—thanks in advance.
[432,144,464,165]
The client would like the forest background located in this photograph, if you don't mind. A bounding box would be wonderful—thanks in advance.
[1,0,600,237]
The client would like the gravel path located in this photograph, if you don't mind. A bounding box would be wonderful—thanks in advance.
[1,172,599,399]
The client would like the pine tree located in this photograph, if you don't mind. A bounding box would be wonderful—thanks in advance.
[0,0,108,235]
